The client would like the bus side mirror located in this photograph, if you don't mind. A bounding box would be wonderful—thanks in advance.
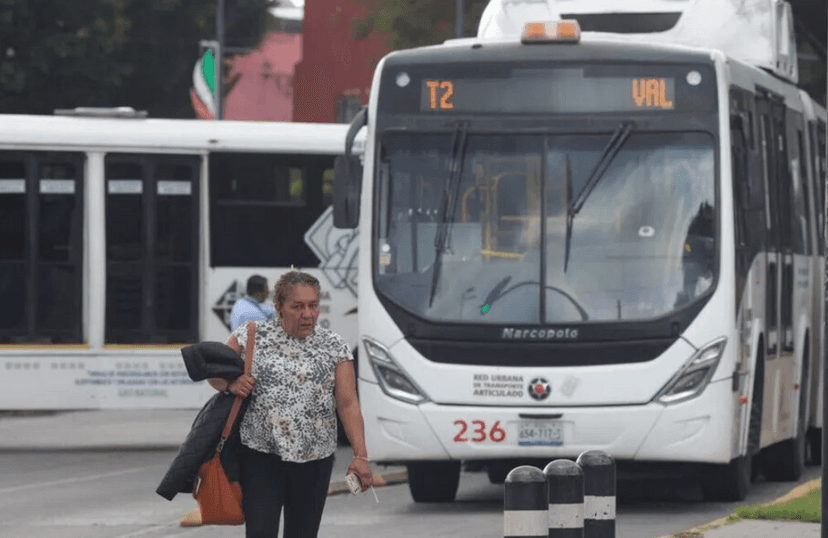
[333,154,362,229]
[334,106,367,229]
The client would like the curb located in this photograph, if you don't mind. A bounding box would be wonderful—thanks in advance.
[656,478,822,538]
[180,469,409,527]
[761,478,821,507]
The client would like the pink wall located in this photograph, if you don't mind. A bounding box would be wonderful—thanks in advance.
[201,32,303,121]
[293,0,388,123]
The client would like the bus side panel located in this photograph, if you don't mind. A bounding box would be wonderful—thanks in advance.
[0,350,212,409]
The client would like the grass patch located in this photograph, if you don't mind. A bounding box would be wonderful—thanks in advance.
[734,487,821,523]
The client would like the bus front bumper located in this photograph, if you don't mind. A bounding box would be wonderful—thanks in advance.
[360,377,736,465]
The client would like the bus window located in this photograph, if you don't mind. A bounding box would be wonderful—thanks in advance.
[38,160,84,341]
[209,152,336,268]
[0,152,83,344]
[105,155,199,344]
[155,163,197,334]
[0,159,26,340]
[812,120,827,255]
[793,128,810,255]
[481,156,540,256]
[322,167,336,207]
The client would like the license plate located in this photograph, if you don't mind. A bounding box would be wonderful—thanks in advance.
[518,421,564,446]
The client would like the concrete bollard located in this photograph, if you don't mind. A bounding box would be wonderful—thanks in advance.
[576,450,616,538]
[504,465,548,538]
[544,459,584,538]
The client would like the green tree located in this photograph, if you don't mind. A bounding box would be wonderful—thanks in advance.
[117,0,270,118]
[360,0,489,51]
[0,0,133,114]
[0,0,270,117]
[797,41,826,107]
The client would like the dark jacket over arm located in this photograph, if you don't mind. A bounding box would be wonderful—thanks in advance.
[181,341,246,382]
[156,342,248,501]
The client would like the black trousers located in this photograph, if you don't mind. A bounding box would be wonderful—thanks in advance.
[239,445,335,538]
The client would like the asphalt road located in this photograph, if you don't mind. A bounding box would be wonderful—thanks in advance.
[0,450,820,538]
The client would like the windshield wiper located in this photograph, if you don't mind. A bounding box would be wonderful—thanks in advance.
[564,122,633,272]
[563,153,574,272]
[480,275,589,321]
[428,121,469,308]
[481,276,511,314]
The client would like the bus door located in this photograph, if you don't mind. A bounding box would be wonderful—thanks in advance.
[758,91,797,441]
[471,156,541,258]
[756,94,783,361]
[806,118,827,431]
[773,102,794,361]
[104,154,200,344]
[0,152,84,344]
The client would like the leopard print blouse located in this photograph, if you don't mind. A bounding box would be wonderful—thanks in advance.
[228,319,351,462]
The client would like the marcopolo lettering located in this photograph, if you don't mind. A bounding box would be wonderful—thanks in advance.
[501,327,579,340]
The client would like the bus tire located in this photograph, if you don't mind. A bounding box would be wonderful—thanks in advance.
[701,349,763,502]
[761,342,807,482]
[761,432,806,481]
[336,417,349,446]
[807,428,822,466]
[407,461,461,502]
[700,454,751,502]
[486,462,510,484]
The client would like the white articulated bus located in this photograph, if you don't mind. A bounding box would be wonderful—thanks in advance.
[0,109,358,409]
[334,0,827,502]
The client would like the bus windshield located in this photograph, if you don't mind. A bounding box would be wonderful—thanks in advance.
[375,130,716,323]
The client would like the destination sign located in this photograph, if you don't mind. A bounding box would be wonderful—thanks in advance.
[419,69,676,113]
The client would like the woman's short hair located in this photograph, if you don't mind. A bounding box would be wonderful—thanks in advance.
[274,270,321,309]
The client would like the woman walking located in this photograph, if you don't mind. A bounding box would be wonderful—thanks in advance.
[213,270,372,538]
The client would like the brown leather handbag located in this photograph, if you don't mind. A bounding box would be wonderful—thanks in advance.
[193,322,255,525]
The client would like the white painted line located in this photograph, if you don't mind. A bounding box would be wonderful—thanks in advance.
[109,524,183,538]
[0,465,157,494]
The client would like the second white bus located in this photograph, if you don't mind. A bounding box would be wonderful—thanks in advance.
[0,110,358,410]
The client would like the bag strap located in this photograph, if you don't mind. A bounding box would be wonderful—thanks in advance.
[217,322,255,451]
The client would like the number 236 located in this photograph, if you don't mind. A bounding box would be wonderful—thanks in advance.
[453,420,506,443]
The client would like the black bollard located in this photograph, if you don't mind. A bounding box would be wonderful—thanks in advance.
[576,450,616,538]
[544,459,584,538]
[504,465,548,538]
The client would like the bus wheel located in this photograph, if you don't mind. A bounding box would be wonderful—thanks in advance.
[407,461,461,502]
[336,417,349,446]
[700,454,751,502]
[486,462,510,484]
[701,350,762,502]
[761,429,806,481]
[761,344,807,482]
[807,428,822,466]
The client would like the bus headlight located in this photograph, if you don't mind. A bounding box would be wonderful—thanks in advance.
[363,337,430,405]
[654,337,727,405]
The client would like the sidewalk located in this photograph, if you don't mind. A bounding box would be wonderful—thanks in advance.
[686,519,820,537]
[656,478,822,538]
[658,518,820,538]
[0,410,821,537]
